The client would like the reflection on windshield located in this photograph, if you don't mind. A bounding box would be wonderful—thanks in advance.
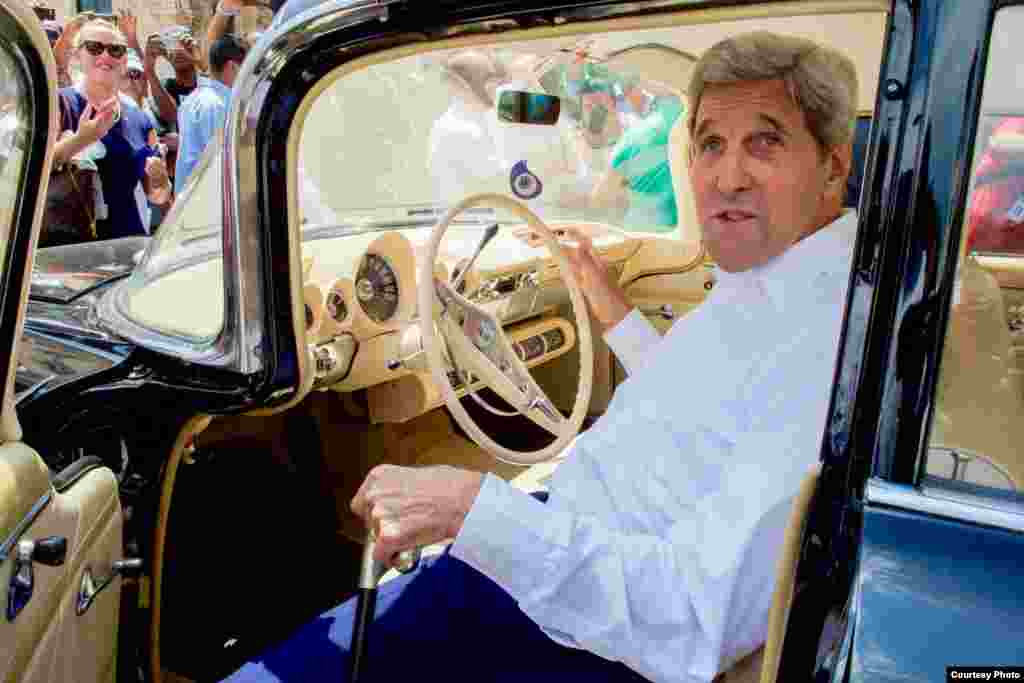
[32,237,150,303]
[300,43,686,239]
[113,32,693,343]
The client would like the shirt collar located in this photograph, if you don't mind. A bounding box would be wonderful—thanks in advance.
[201,77,231,98]
[716,209,858,308]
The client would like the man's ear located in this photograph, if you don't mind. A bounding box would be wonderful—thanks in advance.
[824,142,853,199]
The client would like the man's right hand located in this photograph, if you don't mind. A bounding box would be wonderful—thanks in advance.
[221,0,245,11]
[561,226,632,331]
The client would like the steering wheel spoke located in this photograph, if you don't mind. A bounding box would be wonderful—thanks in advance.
[437,282,567,438]
[420,193,594,465]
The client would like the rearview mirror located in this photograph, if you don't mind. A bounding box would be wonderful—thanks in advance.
[497,91,561,125]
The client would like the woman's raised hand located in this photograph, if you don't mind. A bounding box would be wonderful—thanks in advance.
[77,98,118,145]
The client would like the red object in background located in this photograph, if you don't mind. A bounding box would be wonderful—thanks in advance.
[966,117,1024,254]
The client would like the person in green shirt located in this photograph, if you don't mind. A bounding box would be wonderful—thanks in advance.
[598,90,684,232]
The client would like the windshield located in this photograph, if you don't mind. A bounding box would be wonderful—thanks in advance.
[112,13,884,344]
[299,43,691,238]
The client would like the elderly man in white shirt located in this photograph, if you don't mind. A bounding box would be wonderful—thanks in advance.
[225,31,858,683]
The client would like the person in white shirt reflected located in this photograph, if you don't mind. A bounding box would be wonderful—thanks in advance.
[225,31,858,683]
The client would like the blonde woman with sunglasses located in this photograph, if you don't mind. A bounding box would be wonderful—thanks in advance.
[52,18,171,240]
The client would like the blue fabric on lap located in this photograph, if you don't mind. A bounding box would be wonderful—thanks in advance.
[221,551,650,682]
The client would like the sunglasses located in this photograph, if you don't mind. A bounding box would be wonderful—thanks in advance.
[127,70,144,81]
[82,40,127,59]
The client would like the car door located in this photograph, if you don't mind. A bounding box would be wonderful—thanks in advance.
[0,3,124,682]
[776,1,1024,680]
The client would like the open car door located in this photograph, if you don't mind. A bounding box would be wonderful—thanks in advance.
[0,3,125,681]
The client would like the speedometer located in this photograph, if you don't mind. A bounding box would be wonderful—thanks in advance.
[355,253,399,323]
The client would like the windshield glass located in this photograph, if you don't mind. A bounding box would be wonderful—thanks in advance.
[32,237,149,303]
[112,14,884,344]
[299,42,692,239]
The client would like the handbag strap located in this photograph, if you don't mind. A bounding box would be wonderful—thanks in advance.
[54,91,98,240]
[67,166,96,240]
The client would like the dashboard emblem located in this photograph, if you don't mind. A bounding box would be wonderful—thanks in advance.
[475,317,497,349]
[510,160,542,200]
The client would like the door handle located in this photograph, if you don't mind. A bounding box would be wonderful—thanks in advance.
[6,536,67,622]
[77,558,143,616]
[639,304,675,320]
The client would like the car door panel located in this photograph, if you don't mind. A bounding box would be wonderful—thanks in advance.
[853,501,1024,682]
[627,268,713,334]
[609,239,712,384]
[0,444,123,683]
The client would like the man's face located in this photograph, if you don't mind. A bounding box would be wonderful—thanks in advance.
[689,78,850,272]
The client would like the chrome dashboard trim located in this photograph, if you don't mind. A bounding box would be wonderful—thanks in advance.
[0,490,53,563]
[865,478,1024,534]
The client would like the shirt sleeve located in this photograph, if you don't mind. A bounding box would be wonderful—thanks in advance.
[452,453,798,682]
[602,307,662,375]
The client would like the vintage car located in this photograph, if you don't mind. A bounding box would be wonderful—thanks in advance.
[1,0,1023,681]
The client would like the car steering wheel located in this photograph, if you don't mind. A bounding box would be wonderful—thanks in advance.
[418,193,594,465]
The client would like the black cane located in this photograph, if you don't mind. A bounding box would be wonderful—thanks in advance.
[348,530,421,682]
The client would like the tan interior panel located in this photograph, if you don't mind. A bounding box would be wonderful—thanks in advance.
[627,267,714,333]
[932,257,1024,489]
[0,444,123,683]
[758,466,821,683]
[976,254,1024,392]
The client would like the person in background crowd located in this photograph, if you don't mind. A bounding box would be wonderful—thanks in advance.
[51,18,171,239]
[50,13,83,88]
[121,48,171,233]
[175,34,247,193]
[207,0,248,63]
[41,19,61,48]
[965,116,1024,254]
[134,23,202,138]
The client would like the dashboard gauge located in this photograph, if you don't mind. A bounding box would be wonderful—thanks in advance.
[325,290,348,323]
[356,253,400,323]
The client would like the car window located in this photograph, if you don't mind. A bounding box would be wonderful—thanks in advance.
[0,44,29,275]
[117,140,225,342]
[299,39,693,239]
[927,5,1024,494]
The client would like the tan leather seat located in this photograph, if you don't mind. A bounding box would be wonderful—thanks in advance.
[715,465,821,683]
[932,256,1024,489]
[668,107,701,243]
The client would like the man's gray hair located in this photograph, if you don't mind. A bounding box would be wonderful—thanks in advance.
[687,32,859,150]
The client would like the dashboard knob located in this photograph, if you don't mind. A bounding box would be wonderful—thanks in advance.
[386,359,402,371]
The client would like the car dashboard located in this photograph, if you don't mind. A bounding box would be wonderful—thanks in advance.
[300,221,640,421]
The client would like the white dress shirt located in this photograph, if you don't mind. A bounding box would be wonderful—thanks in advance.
[451,210,858,683]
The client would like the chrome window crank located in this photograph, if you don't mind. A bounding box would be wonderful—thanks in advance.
[77,558,142,616]
[6,536,66,622]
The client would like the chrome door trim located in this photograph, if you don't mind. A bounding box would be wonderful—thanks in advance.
[223,0,389,375]
[0,489,53,563]
[865,478,1024,534]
